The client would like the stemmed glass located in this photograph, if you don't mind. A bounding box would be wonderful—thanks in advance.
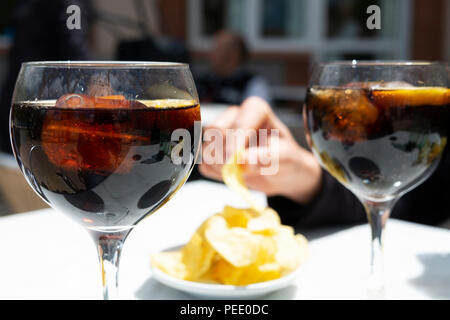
[10,61,201,299]
[304,61,449,292]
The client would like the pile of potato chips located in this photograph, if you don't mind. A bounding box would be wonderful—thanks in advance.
[151,150,309,286]
[151,205,308,286]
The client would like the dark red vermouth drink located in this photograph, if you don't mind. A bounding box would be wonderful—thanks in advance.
[305,86,450,200]
[11,94,201,229]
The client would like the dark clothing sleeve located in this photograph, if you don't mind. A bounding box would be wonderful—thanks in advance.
[269,171,366,230]
[269,146,450,230]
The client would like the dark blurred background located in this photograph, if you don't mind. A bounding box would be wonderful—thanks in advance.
[0,0,448,109]
[0,0,448,217]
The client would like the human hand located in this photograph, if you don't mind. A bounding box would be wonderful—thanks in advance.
[199,97,322,204]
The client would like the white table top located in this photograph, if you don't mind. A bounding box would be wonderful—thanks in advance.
[0,180,449,300]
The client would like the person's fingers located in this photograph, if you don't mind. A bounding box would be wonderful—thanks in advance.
[231,97,290,135]
[210,105,240,129]
[229,97,271,130]
[202,106,240,165]
[199,99,295,183]
[200,137,224,180]
[241,149,278,196]
[241,145,277,175]
[242,174,277,196]
[200,144,273,183]
[212,98,269,157]
[202,106,238,147]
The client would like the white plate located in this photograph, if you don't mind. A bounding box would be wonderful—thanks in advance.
[150,246,304,299]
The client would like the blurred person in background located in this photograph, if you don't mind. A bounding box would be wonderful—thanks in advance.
[0,0,93,154]
[199,97,450,230]
[115,0,189,63]
[195,30,272,105]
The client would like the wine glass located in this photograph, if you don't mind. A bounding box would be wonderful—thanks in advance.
[303,61,449,292]
[10,61,201,299]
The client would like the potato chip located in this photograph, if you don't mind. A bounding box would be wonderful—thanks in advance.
[151,150,309,286]
[211,258,244,285]
[195,267,219,284]
[222,151,265,212]
[220,205,252,228]
[253,234,277,264]
[209,233,277,284]
[181,219,216,280]
[273,226,309,272]
[248,263,281,284]
[211,258,281,286]
[205,216,259,267]
[247,207,281,235]
[151,251,186,279]
[209,230,282,286]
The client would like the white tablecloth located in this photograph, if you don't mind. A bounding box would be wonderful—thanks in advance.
[0,181,449,300]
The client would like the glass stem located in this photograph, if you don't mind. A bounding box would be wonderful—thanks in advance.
[361,199,394,293]
[90,229,131,300]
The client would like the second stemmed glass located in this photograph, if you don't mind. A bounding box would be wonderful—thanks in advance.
[304,61,449,292]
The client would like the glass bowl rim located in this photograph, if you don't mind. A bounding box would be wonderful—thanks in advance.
[21,61,189,69]
[318,60,446,67]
